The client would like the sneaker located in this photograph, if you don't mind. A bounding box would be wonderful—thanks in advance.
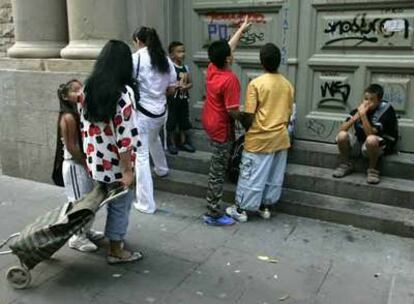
[203,214,235,226]
[226,205,248,223]
[86,230,105,242]
[133,202,156,214]
[154,172,168,178]
[69,234,98,252]
[332,162,353,178]
[168,144,178,155]
[179,143,196,153]
[367,168,380,184]
[257,208,271,220]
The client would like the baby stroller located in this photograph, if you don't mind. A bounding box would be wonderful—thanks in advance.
[0,182,127,289]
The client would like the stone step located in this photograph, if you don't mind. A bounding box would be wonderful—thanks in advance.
[189,129,414,180]
[285,164,414,210]
[166,152,414,209]
[153,169,414,238]
[277,189,414,238]
[289,140,414,181]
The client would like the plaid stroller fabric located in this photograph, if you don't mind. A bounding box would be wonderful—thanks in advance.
[9,183,107,270]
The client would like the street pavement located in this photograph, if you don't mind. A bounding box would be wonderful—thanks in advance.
[0,175,413,304]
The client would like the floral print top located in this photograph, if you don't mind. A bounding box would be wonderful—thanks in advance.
[79,85,139,183]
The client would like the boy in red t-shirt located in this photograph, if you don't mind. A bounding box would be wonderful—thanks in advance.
[202,16,251,226]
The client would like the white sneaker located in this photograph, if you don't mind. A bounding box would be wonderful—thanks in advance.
[86,230,105,242]
[69,234,98,252]
[225,205,248,222]
[257,208,271,220]
[133,202,156,214]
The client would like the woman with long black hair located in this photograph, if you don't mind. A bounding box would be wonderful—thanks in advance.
[81,40,142,264]
[132,26,177,214]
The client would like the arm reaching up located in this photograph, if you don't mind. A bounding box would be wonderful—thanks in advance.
[228,15,252,53]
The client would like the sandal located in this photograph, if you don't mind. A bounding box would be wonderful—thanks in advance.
[107,250,143,265]
[367,169,380,184]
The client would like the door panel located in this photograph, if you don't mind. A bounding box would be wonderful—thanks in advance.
[180,0,414,152]
[296,0,414,152]
[182,0,299,129]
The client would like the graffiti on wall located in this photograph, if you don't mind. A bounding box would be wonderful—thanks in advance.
[372,74,410,113]
[384,84,406,107]
[306,119,340,139]
[281,7,289,65]
[205,12,267,47]
[323,12,411,47]
[319,81,351,108]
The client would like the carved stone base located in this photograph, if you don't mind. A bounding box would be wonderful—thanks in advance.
[7,41,67,59]
[60,40,109,59]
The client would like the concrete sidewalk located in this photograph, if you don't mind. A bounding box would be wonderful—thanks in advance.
[0,175,413,304]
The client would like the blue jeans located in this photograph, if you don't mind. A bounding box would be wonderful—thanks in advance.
[236,149,288,211]
[105,189,133,241]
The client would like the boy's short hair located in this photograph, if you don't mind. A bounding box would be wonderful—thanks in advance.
[260,43,281,73]
[365,84,384,100]
[208,40,231,69]
[168,41,184,54]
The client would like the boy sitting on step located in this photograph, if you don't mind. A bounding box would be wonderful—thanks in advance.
[333,84,399,184]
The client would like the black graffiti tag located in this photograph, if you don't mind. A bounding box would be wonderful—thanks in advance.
[324,13,410,46]
[319,81,350,107]
[240,29,265,45]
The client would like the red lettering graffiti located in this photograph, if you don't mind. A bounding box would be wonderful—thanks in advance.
[207,12,266,26]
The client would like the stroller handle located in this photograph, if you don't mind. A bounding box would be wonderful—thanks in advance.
[0,233,20,255]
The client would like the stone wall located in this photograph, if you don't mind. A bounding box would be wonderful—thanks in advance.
[0,59,94,183]
[0,0,14,57]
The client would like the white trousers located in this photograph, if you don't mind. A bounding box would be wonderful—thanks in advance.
[134,111,169,213]
[62,160,95,233]
[62,160,93,202]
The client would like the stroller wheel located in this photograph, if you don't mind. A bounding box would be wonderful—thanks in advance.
[6,266,31,289]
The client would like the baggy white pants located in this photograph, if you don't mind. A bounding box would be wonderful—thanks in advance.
[235,149,288,211]
[62,160,94,202]
[62,160,95,232]
[134,111,169,213]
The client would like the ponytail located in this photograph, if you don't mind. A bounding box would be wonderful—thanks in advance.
[53,80,82,187]
[133,26,170,74]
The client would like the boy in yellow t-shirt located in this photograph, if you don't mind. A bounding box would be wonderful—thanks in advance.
[226,43,294,222]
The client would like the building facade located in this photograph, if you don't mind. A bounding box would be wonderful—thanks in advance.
[0,0,413,182]
[0,0,13,57]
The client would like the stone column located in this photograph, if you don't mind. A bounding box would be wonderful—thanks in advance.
[61,0,128,59]
[129,0,173,48]
[7,0,67,58]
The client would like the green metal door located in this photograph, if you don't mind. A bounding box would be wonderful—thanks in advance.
[180,0,299,129]
[179,0,414,152]
[295,0,414,152]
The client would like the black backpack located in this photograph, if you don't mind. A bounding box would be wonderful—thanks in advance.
[227,135,245,184]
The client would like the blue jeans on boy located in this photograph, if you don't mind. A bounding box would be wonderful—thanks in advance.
[105,189,133,241]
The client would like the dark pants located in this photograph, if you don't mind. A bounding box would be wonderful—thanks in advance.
[166,99,192,132]
[206,140,232,216]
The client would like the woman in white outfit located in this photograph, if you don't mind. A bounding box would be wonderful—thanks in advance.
[54,80,104,252]
[132,27,177,214]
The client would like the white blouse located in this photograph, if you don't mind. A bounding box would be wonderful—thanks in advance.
[132,47,177,115]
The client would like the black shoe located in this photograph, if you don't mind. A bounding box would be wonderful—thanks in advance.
[179,143,196,153]
[168,144,178,155]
